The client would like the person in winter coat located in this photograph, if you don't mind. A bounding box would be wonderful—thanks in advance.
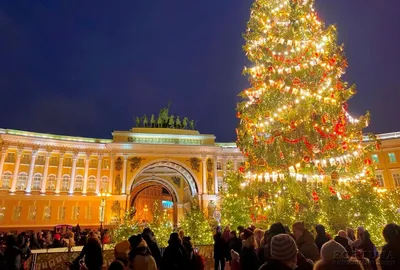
[128,234,157,270]
[222,226,231,243]
[2,235,22,270]
[379,223,400,270]
[314,240,364,270]
[315,224,330,251]
[292,222,320,262]
[357,230,378,270]
[334,230,353,257]
[160,232,187,270]
[142,228,162,267]
[239,229,260,270]
[259,234,298,270]
[73,237,103,270]
[228,230,242,262]
[213,226,227,270]
[230,250,241,270]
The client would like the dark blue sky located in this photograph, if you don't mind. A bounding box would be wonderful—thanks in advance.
[0,0,399,142]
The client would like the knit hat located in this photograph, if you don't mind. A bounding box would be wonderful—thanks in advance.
[270,234,298,262]
[292,221,306,232]
[320,240,349,261]
[243,228,254,240]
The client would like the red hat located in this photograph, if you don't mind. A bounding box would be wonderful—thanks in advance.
[54,234,61,240]
[243,229,254,240]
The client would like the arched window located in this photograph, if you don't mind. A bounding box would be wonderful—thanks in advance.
[87,176,96,192]
[32,174,43,190]
[61,175,70,191]
[74,175,83,191]
[100,176,109,192]
[17,172,28,191]
[47,174,56,191]
[0,172,12,189]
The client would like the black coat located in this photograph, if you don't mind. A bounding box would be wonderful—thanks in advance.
[380,242,400,270]
[160,244,187,270]
[142,235,162,267]
[213,233,227,259]
[240,247,260,270]
[74,238,103,270]
[2,246,22,270]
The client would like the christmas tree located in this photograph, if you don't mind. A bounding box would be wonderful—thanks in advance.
[148,201,173,247]
[113,207,141,243]
[180,200,213,245]
[224,0,398,244]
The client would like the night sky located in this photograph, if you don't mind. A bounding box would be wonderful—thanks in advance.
[0,0,399,142]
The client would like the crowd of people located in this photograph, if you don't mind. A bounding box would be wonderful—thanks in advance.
[213,222,400,270]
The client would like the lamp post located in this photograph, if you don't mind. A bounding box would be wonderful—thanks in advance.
[99,192,110,250]
[144,204,148,222]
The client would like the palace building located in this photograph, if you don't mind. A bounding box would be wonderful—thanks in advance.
[0,127,399,231]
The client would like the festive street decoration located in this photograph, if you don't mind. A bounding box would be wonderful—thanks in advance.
[148,201,174,247]
[113,207,141,243]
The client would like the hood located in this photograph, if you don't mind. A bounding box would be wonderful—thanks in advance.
[297,229,315,246]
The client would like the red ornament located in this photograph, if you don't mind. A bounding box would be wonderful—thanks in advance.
[364,158,372,166]
[293,77,301,85]
[303,156,311,163]
[239,166,245,173]
[290,121,297,130]
[236,112,241,118]
[279,151,285,160]
[342,142,348,150]
[329,58,336,65]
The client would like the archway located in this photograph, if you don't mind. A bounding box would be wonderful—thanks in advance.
[128,160,200,226]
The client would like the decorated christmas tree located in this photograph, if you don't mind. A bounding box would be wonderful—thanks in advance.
[148,201,173,247]
[113,207,141,243]
[180,200,213,245]
[221,0,400,244]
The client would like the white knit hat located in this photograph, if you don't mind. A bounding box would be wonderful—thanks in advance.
[321,240,349,261]
[270,234,298,262]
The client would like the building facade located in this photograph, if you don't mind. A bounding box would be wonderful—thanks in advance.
[0,127,399,231]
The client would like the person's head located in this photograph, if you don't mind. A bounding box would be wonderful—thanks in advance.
[216,226,222,234]
[356,226,364,240]
[168,232,182,246]
[347,228,355,240]
[224,225,230,231]
[114,240,130,262]
[142,227,152,236]
[363,230,371,241]
[383,223,400,243]
[292,222,306,240]
[320,240,348,261]
[6,235,17,247]
[338,230,347,239]
[128,235,143,250]
[242,229,256,248]
[254,229,264,241]
[178,230,184,239]
[230,230,237,239]
[270,234,298,268]
[237,226,245,234]
[315,224,326,237]
[267,222,286,241]
[108,260,126,270]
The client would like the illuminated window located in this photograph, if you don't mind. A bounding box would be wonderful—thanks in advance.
[64,158,72,167]
[0,172,12,189]
[47,175,56,191]
[376,173,385,187]
[43,206,52,220]
[74,175,83,191]
[5,153,15,163]
[393,172,400,187]
[32,174,42,190]
[87,176,96,192]
[85,206,92,219]
[21,154,30,165]
[17,172,28,190]
[162,201,173,209]
[217,161,222,171]
[77,159,85,168]
[0,206,6,221]
[28,205,37,221]
[58,206,66,220]
[49,157,58,166]
[13,206,22,220]
[388,153,397,163]
[35,155,45,165]
[102,159,110,169]
[61,175,70,191]
[100,176,109,192]
[89,159,97,168]
[72,206,80,220]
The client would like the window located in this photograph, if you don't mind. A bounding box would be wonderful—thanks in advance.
[77,158,85,168]
[5,153,15,163]
[371,154,379,163]
[58,206,66,220]
[100,176,109,192]
[102,159,110,169]
[389,153,397,163]
[89,159,97,168]
[13,206,22,220]
[21,154,30,165]
[0,206,5,221]
[87,176,96,192]
[43,206,52,220]
[49,157,58,166]
[64,158,72,167]
[35,155,45,165]
[47,175,56,191]
[217,161,222,171]
[74,175,83,191]
[32,174,42,190]
[28,205,37,221]
[17,172,28,191]
[1,172,12,189]
[393,172,400,187]
[376,172,385,187]
[85,206,92,219]
[61,175,70,191]
[72,206,80,220]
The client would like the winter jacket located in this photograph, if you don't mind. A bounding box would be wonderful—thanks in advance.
[160,243,187,270]
[2,246,22,270]
[380,241,400,270]
[259,259,295,270]
[240,247,260,270]
[296,229,320,262]
[74,238,103,270]
[142,233,162,267]
[213,233,227,259]
[228,237,242,260]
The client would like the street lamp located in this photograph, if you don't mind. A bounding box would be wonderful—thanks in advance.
[99,192,110,250]
[144,204,148,222]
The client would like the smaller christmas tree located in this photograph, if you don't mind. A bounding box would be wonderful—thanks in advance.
[180,200,213,245]
[148,201,173,247]
[113,207,141,243]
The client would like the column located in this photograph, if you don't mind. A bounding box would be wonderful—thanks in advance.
[0,147,7,179]
[202,157,207,194]
[214,158,219,195]
[233,158,238,171]
[109,155,114,193]
[55,153,65,194]
[69,154,78,194]
[40,152,51,193]
[82,154,90,194]
[121,155,128,195]
[10,149,23,193]
[95,154,103,194]
[26,150,38,193]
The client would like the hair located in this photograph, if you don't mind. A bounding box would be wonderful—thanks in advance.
[230,230,237,237]
[243,235,256,249]
[168,232,182,246]
[383,223,400,243]
[315,224,327,237]
[108,260,126,270]
[346,228,355,241]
